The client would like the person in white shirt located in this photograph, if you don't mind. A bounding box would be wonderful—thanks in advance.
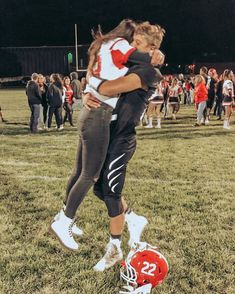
[222,69,234,129]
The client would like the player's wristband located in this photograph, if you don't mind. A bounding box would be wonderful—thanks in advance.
[84,84,93,94]
[88,76,107,92]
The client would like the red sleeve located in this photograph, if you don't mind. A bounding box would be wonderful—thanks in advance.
[110,38,136,69]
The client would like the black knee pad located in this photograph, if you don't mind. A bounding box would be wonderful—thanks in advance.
[104,195,124,217]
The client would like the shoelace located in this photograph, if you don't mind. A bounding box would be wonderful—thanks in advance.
[68,220,75,238]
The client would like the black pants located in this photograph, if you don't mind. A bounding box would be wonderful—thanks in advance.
[47,106,62,128]
[214,97,223,117]
[42,104,48,124]
[93,134,136,202]
[64,104,113,218]
[29,104,40,133]
[63,103,73,125]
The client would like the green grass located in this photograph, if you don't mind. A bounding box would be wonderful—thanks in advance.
[0,89,235,294]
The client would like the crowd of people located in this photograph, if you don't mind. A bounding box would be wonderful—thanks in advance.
[142,67,235,130]
[25,71,85,133]
[24,66,235,134]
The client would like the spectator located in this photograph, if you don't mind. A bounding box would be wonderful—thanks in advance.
[193,74,208,127]
[38,74,48,129]
[205,68,217,124]
[168,78,181,120]
[80,76,87,93]
[214,74,224,120]
[184,78,193,105]
[145,80,165,128]
[70,72,82,110]
[46,73,64,131]
[199,66,208,82]
[222,69,234,129]
[63,76,74,126]
[178,73,185,103]
[26,73,42,133]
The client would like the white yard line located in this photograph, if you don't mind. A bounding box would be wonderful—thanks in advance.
[2,160,39,166]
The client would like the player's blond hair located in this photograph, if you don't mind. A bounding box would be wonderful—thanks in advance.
[134,21,165,49]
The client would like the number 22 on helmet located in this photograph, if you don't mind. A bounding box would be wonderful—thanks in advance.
[120,243,169,288]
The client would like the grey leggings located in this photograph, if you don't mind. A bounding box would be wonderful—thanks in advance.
[64,104,113,219]
[197,101,207,122]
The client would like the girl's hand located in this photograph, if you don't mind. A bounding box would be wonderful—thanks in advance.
[83,93,101,110]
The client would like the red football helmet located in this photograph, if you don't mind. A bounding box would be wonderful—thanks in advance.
[120,243,169,289]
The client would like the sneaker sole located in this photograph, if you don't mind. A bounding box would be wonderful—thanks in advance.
[48,225,79,251]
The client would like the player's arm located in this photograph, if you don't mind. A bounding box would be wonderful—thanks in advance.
[98,73,143,96]
[91,66,163,96]
[83,73,144,110]
[127,49,165,67]
[83,73,147,110]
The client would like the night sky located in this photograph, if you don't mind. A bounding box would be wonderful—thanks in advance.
[0,0,235,63]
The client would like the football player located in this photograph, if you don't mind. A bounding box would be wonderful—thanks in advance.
[84,24,165,271]
[50,20,165,253]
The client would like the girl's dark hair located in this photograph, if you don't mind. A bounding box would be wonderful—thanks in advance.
[51,73,63,89]
[63,76,70,85]
[87,19,137,76]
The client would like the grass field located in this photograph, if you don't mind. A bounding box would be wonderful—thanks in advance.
[0,89,235,294]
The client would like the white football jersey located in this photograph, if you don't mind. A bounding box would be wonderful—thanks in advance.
[92,37,135,80]
[87,37,135,107]
[223,80,234,97]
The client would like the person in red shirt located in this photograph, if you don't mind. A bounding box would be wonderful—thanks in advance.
[63,76,74,126]
[193,74,208,126]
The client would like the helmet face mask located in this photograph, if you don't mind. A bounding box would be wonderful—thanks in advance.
[120,243,169,289]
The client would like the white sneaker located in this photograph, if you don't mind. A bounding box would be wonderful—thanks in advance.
[93,239,123,272]
[205,118,209,125]
[125,212,148,247]
[156,124,161,129]
[54,208,83,237]
[50,210,79,250]
[223,120,231,129]
[58,125,64,131]
[172,114,176,120]
[145,124,153,128]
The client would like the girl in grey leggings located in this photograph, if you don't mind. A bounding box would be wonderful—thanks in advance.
[64,104,113,218]
[50,19,139,250]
